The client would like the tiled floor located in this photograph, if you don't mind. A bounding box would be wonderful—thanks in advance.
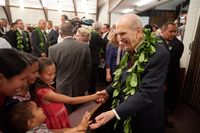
[165,103,200,133]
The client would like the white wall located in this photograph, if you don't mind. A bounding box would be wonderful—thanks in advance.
[48,10,75,26]
[110,12,123,26]
[0,6,7,19]
[140,16,150,26]
[97,1,109,24]
[77,13,96,21]
[10,7,45,25]
[181,0,200,70]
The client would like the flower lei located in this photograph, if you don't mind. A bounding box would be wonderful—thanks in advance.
[16,30,29,51]
[112,29,161,133]
[35,27,45,50]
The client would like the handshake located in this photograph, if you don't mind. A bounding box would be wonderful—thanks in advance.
[94,90,109,104]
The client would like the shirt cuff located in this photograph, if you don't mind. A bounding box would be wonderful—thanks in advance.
[112,109,121,120]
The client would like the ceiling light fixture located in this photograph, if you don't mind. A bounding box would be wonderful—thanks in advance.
[122,8,134,14]
[135,0,154,7]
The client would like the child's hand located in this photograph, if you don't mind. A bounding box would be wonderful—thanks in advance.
[95,91,108,103]
[76,111,91,132]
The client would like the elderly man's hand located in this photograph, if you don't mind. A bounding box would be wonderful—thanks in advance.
[90,110,115,129]
[95,90,109,103]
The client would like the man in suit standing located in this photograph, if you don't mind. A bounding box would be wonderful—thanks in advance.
[47,21,59,46]
[9,19,32,53]
[48,22,91,112]
[0,18,9,35]
[101,23,110,42]
[31,19,49,57]
[90,14,170,133]
[159,22,184,127]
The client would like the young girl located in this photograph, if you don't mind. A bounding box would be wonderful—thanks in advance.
[13,53,39,101]
[3,100,91,133]
[33,57,101,129]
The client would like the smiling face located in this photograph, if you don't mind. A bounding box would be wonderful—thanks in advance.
[27,101,46,130]
[30,101,46,124]
[39,64,56,85]
[0,67,29,96]
[115,17,143,51]
[27,62,39,85]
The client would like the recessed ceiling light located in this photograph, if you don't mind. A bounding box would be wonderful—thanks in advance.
[135,0,154,7]
[122,8,134,14]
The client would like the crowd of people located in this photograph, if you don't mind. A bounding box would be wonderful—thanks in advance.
[0,13,184,133]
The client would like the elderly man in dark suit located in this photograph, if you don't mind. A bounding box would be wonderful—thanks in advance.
[48,22,91,112]
[47,20,59,46]
[31,19,49,57]
[90,14,170,133]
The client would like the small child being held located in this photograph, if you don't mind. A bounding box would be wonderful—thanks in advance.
[3,100,90,133]
[32,57,103,129]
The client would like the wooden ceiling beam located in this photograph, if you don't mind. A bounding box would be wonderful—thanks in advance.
[2,0,12,24]
[39,0,48,21]
[72,0,77,16]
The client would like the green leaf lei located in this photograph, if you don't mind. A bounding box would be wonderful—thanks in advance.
[35,27,45,50]
[16,30,29,51]
[112,29,161,133]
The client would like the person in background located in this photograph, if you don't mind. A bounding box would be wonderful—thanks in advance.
[57,15,69,43]
[47,20,59,46]
[5,22,17,43]
[102,24,110,42]
[105,30,119,83]
[75,27,91,43]
[89,22,107,94]
[160,22,184,128]
[31,19,49,57]
[3,100,91,133]
[61,15,69,24]
[0,18,9,34]
[9,19,32,53]
[144,24,153,32]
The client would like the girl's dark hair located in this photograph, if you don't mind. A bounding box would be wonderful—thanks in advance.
[38,57,54,73]
[23,53,38,65]
[30,57,54,100]
[3,100,34,133]
[0,49,29,79]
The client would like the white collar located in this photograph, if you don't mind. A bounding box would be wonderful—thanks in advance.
[17,28,23,34]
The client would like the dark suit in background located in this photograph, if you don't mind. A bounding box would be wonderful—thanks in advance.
[8,29,32,53]
[49,38,91,112]
[89,31,107,93]
[166,37,184,111]
[31,28,49,57]
[48,29,59,46]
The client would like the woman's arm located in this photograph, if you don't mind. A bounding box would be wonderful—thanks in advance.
[43,90,99,105]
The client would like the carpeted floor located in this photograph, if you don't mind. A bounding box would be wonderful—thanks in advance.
[165,103,200,133]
